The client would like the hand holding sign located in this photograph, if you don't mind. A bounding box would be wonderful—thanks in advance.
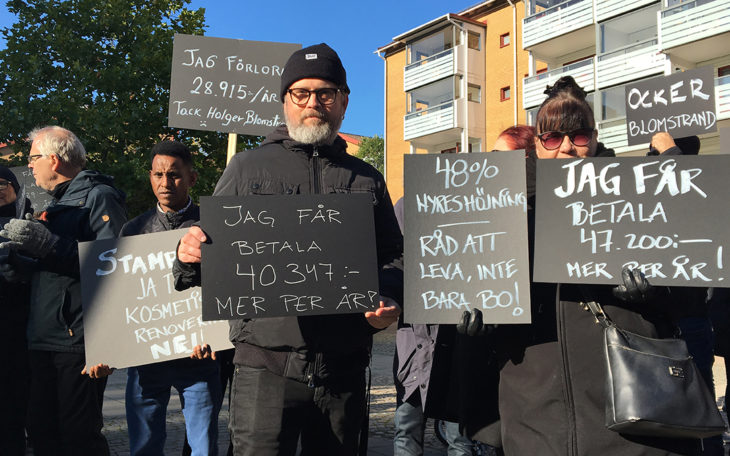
[178,225,207,263]
[364,296,401,329]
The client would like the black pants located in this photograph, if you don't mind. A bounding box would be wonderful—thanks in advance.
[27,350,109,456]
[0,323,29,456]
[229,365,366,456]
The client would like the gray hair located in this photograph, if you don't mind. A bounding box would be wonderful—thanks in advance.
[29,126,87,169]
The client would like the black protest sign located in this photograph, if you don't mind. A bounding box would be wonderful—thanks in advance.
[533,156,730,286]
[403,152,531,324]
[200,194,379,320]
[11,166,52,213]
[168,34,300,135]
[79,229,233,368]
[625,67,717,146]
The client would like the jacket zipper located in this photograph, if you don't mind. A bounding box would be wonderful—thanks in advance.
[556,284,578,455]
[307,352,321,388]
[312,148,322,194]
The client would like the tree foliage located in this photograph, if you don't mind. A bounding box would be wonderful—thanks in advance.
[0,0,260,216]
[356,134,384,174]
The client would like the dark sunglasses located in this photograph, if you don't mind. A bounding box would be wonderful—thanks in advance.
[536,128,594,150]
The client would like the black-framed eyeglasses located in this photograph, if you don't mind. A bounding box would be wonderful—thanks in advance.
[0,181,9,190]
[287,88,341,107]
[28,154,44,164]
[536,128,595,150]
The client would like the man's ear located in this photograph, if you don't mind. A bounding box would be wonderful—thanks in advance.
[190,169,199,187]
[49,154,61,172]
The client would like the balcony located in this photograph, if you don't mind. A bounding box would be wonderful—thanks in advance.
[717,75,730,121]
[404,99,463,141]
[660,0,730,63]
[404,47,462,92]
[596,0,660,22]
[596,39,666,89]
[523,0,595,59]
[523,57,594,109]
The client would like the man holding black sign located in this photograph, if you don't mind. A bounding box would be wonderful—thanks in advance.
[0,126,127,456]
[120,141,223,456]
[174,43,403,455]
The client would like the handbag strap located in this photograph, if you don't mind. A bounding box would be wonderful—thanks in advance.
[580,300,613,329]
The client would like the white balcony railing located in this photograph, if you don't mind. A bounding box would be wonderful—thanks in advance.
[404,48,455,92]
[404,100,456,140]
[596,39,666,89]
[596,0,659,22]
[716,75,730,121]
[523,0,593,49]
[522,57,594,109]
[660,0,730,53]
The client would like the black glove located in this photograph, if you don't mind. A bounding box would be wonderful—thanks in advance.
[457,308,497,337]
[0,250,37,283]
[612,266,657,304]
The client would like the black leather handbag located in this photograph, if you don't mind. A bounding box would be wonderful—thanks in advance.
[583,301,726,438]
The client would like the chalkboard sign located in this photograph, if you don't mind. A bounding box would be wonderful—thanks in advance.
[79,229,233,368]
[403,152,532,324]
[11,166,52,213]
[200,194,379,320]
[533,156,730,286]
[625,67,717,146]
[168,34,300,135]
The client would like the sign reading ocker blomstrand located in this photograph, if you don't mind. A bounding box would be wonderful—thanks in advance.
[79,229,233,368]
[168,34,301,135]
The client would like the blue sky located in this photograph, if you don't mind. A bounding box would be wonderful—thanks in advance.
[0,0,484,137]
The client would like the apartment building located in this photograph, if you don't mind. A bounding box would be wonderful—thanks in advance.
[522,0,730,155]
[377,1,532,201]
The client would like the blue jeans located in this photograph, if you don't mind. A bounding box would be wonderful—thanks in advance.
[394,396,472,456]
[126,359,222,456]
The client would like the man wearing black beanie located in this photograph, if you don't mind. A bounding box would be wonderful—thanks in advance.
[173,43,404,455]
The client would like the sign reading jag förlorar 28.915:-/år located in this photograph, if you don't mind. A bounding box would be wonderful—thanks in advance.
[79,230,233,369]
[200,194,380,320]
[168,34,300,135]
[624,66,717,146]
[533,156,730,287]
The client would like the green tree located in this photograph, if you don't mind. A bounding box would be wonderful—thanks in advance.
[356,134,384,174]
[0,0,259,216]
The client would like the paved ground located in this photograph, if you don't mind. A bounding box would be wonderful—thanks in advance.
[99,325,444,455]
[25,325,730,455]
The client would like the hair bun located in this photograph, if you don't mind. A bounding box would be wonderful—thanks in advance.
[544,76,587,100]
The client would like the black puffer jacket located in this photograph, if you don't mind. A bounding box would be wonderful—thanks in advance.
[120,201,199,237]
[493,145,700,455]
[27,170,127,352]
[174,126,403,384]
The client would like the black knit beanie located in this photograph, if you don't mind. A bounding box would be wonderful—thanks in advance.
[280,43,350,100]
[0,166,20,193]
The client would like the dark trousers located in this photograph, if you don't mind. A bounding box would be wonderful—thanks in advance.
[229,364,366,456]
[27,350,109,456]
[0,325,29,456]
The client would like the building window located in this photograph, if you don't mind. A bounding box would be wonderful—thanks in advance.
[441,147,458,154]
[500,33,510,48]
[407,27,454,65]
[719,65,730,77]
[406,77,455,114]
[468,31,481,50]
[500,86,511,102]
[468,84,481,103]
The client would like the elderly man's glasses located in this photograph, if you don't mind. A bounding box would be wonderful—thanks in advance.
[537,129,594,150]
[287,88,341,107]
[28,154,44,164]
[0,181,9,190]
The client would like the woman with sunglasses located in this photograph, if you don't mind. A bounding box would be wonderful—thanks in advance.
[461,77,701,456]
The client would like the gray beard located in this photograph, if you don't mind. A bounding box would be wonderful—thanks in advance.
[285,112,342,146]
